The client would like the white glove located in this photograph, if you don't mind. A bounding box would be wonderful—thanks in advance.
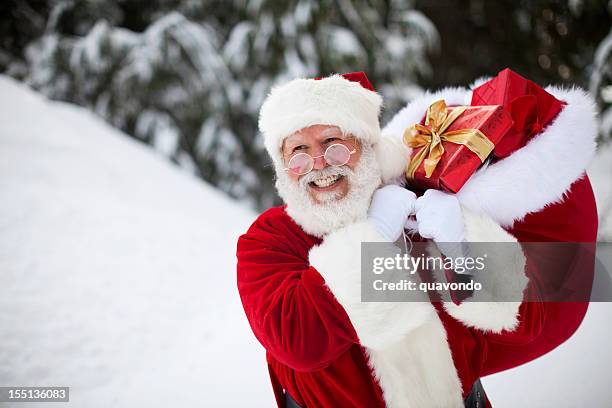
[368,185,417,242]
[414,189,467,261]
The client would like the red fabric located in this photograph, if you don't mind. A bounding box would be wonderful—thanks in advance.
[471,68,565,158]
[236,175,597,407]
[484,174,598,372]
[237,207,385,407]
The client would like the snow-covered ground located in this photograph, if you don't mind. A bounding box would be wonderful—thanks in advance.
[589,141,612,241]
[1,75,611,407]
[0,76,272,407]
[482,303,612,407]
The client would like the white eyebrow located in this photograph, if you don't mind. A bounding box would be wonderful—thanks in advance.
[320,127,344,138]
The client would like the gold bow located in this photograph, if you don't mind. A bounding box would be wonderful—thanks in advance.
[403,99,495,179]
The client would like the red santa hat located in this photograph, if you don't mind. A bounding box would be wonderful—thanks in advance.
[258,72,410,181]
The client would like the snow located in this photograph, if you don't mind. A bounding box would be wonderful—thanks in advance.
[293,1,314,26]
[135,111,180,157]
[0,76,272,407]
[400,10,440,51]
[482,304,612,407]
[328,26,363,56]
[223,21,254,69]
[589,21,612,94]
[602,85,612,103]
[588,142,612,241]
[1,74,611,407]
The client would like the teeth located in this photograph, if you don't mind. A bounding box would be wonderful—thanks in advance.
[313,174,341,188]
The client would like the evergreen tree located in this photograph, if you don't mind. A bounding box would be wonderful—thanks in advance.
[590,26,612,143]
[3,0,439,209]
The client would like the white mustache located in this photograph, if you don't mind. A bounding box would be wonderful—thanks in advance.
[274,142,382,238]
[298,166,353,190]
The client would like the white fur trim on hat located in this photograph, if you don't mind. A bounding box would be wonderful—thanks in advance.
[259,74,383,164]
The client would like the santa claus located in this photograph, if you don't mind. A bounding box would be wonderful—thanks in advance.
[236,72,598,407]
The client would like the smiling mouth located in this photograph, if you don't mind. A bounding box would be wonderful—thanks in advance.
[309,174,344,190]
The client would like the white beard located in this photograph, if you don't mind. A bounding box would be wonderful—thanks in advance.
[275,143,382,238]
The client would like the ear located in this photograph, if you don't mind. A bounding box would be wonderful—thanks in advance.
[375,135,411,184]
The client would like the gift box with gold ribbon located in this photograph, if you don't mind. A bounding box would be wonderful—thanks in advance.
[403,99,513,193]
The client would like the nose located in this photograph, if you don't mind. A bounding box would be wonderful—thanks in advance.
[311,145,327,170]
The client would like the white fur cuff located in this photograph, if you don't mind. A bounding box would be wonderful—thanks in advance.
[442,208,528,333]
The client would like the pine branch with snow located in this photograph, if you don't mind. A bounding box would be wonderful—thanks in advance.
[11,0,440,209]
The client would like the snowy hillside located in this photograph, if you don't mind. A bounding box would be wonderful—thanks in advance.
[1,76,611,407]
[0,76,272,407]
[588,142,612,241]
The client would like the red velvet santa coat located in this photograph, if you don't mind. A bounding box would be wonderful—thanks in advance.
[237,85,598,407]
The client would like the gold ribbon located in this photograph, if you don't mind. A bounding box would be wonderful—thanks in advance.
[403,99,495,179]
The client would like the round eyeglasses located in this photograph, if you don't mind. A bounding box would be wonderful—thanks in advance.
[284,143,357,176]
